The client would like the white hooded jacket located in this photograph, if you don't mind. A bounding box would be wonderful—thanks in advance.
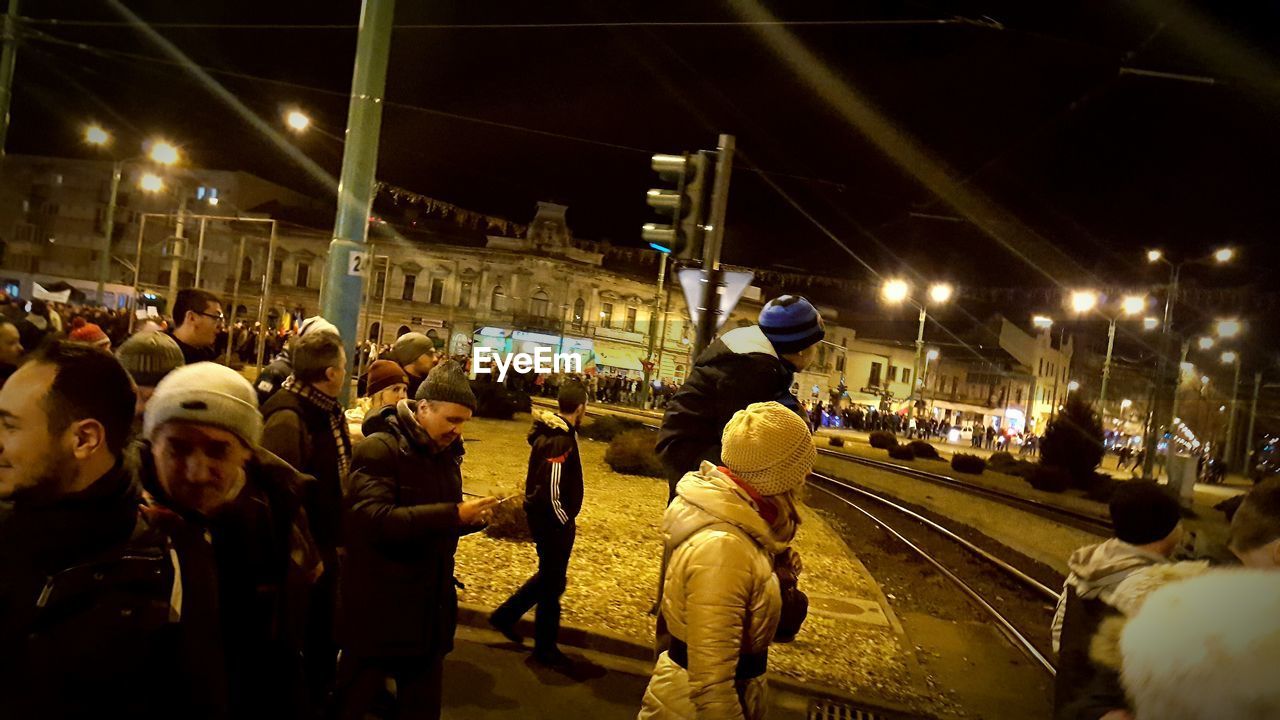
[639,462,788,720]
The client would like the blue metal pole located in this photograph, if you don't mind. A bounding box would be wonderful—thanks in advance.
[322,0,395,403]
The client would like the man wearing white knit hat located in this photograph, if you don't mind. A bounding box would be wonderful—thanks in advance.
[641,401,814,720]
[132,361,322,718]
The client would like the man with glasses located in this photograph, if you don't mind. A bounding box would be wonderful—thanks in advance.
[169,288,224,365]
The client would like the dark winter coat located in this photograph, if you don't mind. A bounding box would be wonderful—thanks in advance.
[130,441,322,720]
[168,330,219,365]
[0,462,226,719]
[655,325,803,492]
[339,400,482,659]
[524,410,583,527]
[261,387,347,554]
[254,354,292,406]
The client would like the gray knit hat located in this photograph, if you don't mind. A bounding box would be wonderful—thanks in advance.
[144,362,263,448]
[416,359,477,410]
[116,330,185,387]
[390,332,436,367]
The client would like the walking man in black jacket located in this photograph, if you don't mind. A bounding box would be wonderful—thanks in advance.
[337,360,499,720]
[490,381,588,667]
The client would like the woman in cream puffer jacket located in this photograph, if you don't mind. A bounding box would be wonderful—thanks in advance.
[639,462,792,719]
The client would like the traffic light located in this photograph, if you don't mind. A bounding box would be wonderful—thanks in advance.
[642,151,709,261]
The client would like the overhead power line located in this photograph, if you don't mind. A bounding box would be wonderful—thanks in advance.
[18,16,965,31]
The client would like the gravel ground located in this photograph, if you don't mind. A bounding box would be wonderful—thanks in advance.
[451,414,932,709]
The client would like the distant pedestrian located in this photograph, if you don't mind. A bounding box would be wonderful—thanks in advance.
[356,359,410,438]
[640,401,813,720]
[168,288,224,365]
[1052,482,1183,720]
[656,295,824,499]
[68,321,112,351]
[255,315,340,405]
[15,299,53,353]
[0,317,23,386]
[376,331,438,399]
[115,329,185,434]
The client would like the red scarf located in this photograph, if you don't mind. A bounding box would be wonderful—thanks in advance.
[718,466,779,527]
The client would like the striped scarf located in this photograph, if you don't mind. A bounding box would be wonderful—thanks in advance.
[282,376,351,481]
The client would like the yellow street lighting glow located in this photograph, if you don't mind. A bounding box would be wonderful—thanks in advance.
[138,173,164,193]
[926,348,940,361]
[148,140,180,166]
[1146,249,1163,263]
[881,278,909,304]
[1221,351,1238,364]
[1121,399,1133,409]
[84,124,110,146]
[928,282,953,304]
[1215,319,1242,338]
[1121,295,1146,316]
[1198,336,1215,350]
[1070,290,1098,314]
[1143,316,1159,330]
[1213,247,1234,264]
[286,110,311,132]
[1032,315,1053,329]
[1067,380,1080,392]
[1201,375,1210,385]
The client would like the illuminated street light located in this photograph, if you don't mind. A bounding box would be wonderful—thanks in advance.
[1071,290,1098,314]
[138,173,164,193]
[926,348,940,361]
[1222,351,1238,364]
[1201,375,1211,385]
[1214,247,1235,264]
[84,124,111,146]
[1147,249,1163,263]
[881,279,910,304]
[1121,398,1133,410]
[1180,361,1196,373]
[1198,336,1215,350]
[928,283,953,304]
[1032,315,1054,329]
[1143,317,1159,331]
[1068,380,1080,392]
[1215,319,1242,338]
[148,140,180,166]
[1121,295,1146,316]
[286,110,311,133]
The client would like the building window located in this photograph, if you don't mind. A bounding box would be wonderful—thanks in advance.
[868,362,882,388]
[156,269,170,286]
[1016,388,1024,404]
[952,377,959,394]
[459,281,472,308]
[902,368,911,386]
[429,277,444,304]
[240,256,253,283]
[836,340,846,372]
[402,273,417,301]
[1039,359,1044,375]
[295,262,310,288]
[374,269,386,299]
[573,297,585,324]
[600,302,613,328]
[272,258,283,285]
[491,285,506,312]
[625,307,637,332]
[531,289,550,317]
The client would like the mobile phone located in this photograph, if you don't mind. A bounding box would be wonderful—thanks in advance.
[495,495,518,505]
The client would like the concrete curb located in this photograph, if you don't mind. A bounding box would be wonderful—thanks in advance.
[456,601,931,719]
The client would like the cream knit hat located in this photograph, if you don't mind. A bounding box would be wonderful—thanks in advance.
[720,401,815,496]
[144,362,263,448]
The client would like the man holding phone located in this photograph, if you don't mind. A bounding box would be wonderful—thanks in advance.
[490,381,588,668]
[337,360,498,719]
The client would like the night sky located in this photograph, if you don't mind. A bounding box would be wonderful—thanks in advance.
[8,1,1280,366]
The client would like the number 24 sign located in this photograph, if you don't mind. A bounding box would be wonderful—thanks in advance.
[348,251,369,277]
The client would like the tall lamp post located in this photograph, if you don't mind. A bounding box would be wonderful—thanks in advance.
[881,278,952,411]
[1068,290,1149,413]
[83,125,180,305]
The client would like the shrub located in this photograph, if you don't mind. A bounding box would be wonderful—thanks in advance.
[951,453,987,474]
[988,451,1016,469]
[907,440,940,460]
[829,437,845,448]
[483,490,532,542]
[1027,464,1072,493]
[888,444,916,461]
[1040,396,1105,484]
[605,429,665,477]
[869,431,898,449]
[579,415,645,442]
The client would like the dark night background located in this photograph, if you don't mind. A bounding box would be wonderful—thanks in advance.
[8,0,1280,374]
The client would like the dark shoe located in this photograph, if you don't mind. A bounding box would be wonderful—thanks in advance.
[532,648,572,668]
[489,615,524,645]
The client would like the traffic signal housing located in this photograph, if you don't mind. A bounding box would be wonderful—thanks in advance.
[642,151,709,261]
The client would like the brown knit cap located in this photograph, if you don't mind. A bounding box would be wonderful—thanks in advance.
[366,359,409,397]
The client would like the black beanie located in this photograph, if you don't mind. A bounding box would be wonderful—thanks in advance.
[1109,481,1182,545]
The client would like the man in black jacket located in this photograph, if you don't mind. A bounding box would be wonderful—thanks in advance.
[337,360,499,720]
[490,381,588,667]
[168,289,224,365]
[656,295,824,498]
[260,330,351,707]
[0,341,223,718]
[1051,481,1182,720]
[255,316,340,405]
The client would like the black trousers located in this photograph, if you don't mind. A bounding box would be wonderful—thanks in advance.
[492,519,576,653]
[335,653,444,720]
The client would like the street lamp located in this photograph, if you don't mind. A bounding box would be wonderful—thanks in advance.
[1143,317,1159,331]
[286,110,311,133]
[881,278,910,304]
[1214,247,1235,264]
[881,277,951,411]
[1032,315,1054,329]
[1221,349,1243,471]
[1071,290,1098,314]
[1221,351,1238,364]
[1121,398,1133,410]
[1068,380,1080,392]
[926,348,940,361]
[1146,249,1163,263]
[148,140,180,166]
[1094,293,1147,413]
[928,282,953,304]
[85,124,111,146]
[139,172,165,193]
[1216,319,1242,339]
[1121,295,1146,316]
[1198,336,1216,351]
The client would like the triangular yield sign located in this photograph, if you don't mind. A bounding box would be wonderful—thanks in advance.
[677,267,755,331]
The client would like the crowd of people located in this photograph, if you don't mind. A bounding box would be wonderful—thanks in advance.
[1,283,1276,720]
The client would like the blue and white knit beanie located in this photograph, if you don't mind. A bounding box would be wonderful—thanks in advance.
[758,295,824,355]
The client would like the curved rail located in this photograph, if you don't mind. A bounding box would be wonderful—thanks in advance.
[810,472,1058,677]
